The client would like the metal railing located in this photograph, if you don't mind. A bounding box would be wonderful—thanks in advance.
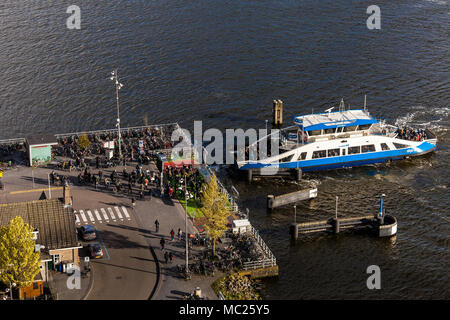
[0,138,26,145]
[242,258,277,270]
[55,123,179,139]
[249,225,276,262]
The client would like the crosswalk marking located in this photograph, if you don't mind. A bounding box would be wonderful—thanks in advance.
[108,207,116,220]
[121,206,131,219]
[94,209,102,223]
[87,210,95,224]
[79,210,87,223]
[114,206,123,220]
[75,206,131,225]
[101,208,109,221]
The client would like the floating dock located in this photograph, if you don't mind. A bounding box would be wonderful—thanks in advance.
[290,214,397,240]
[267,188,317,211]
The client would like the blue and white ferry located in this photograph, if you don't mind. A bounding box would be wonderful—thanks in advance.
[237,100,437,173]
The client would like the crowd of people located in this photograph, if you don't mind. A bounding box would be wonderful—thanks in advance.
[54,125,178,166]
[164,165,205,200]
[396,127,428,142]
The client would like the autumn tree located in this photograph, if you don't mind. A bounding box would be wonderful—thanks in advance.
[77,134,90,153]
[201,174,230,257]
[0,217,41,288]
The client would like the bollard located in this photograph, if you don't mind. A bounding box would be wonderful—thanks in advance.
[290,223,298,240]
[295,168,302,181]
[333,218,340,234]
[267,195,274,211]
[247,169,253,183]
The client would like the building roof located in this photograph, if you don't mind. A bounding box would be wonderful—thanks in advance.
[293,109,378,131]
[0,199,78,251]
[26,134,58,146]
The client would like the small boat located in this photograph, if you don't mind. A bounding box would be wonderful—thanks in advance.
[236,99,437,173]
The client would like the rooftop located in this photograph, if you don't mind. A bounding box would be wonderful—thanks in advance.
[26,134,58,146]
[0,199,78,251]
[293,109,378,131]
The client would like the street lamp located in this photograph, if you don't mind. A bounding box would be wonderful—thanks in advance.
[184,174,190,279]
[47,172,52,199]
[110,70,124,160]
[294,205,296,224]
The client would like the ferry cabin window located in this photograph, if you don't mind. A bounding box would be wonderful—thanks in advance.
[312,150,327,159]
[327,149,340,157]
[309,130,321,136]
[323,128,335,135]
[348,146,361,154]
[393,143,409,149]
[381,143,390,150]
[361,144,376,153]
[343,126,357,132]
[298,152,307,160]
[358,124,371,131]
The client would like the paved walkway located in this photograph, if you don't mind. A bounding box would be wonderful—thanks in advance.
[133,194,219,300]
[0,163,220,300]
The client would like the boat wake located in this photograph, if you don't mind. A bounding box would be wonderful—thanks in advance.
[394,106,449,132]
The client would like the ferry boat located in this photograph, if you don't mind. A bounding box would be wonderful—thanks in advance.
[236,99,437,174]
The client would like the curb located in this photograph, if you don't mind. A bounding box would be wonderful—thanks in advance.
[81,264,95,300]
[148,244,161,300]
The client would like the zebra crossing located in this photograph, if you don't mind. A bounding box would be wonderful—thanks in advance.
[74,206,132,225]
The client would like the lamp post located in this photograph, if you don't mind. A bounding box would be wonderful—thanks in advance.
[335,196,338,220]
[110,70,124,160]
[294,205,297,224]
[184,174,189,278]
[47,172,51,199]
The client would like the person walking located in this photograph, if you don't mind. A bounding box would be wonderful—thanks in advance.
[160,237,165,250]
[154,219,159,233]
[164,251,169,264]
[178,228,182,241]
[169,252,174,263]
[170,229,175,241]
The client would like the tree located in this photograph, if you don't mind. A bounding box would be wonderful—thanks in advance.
[201,174,230,257]
[77,134,90,153]
[0,217,41,288]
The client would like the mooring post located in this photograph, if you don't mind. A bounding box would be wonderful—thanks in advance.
[295,168,302,181]
[290,223,298,240]
[333,218,340,234]
[267,195,274,212]
[247,169,253,183]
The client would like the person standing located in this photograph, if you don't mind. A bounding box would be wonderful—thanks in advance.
[154,219,159,233]
[178,228,182,241]
[169,252,174,263]
[160,237,165,250]
[170,229,175,241]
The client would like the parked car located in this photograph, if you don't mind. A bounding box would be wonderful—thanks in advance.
[79,225,97,241]
[88,243,103,259]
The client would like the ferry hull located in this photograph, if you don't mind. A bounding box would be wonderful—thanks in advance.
[239,141,436,172]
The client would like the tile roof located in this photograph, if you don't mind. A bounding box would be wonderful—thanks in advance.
[0,199,78,251]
